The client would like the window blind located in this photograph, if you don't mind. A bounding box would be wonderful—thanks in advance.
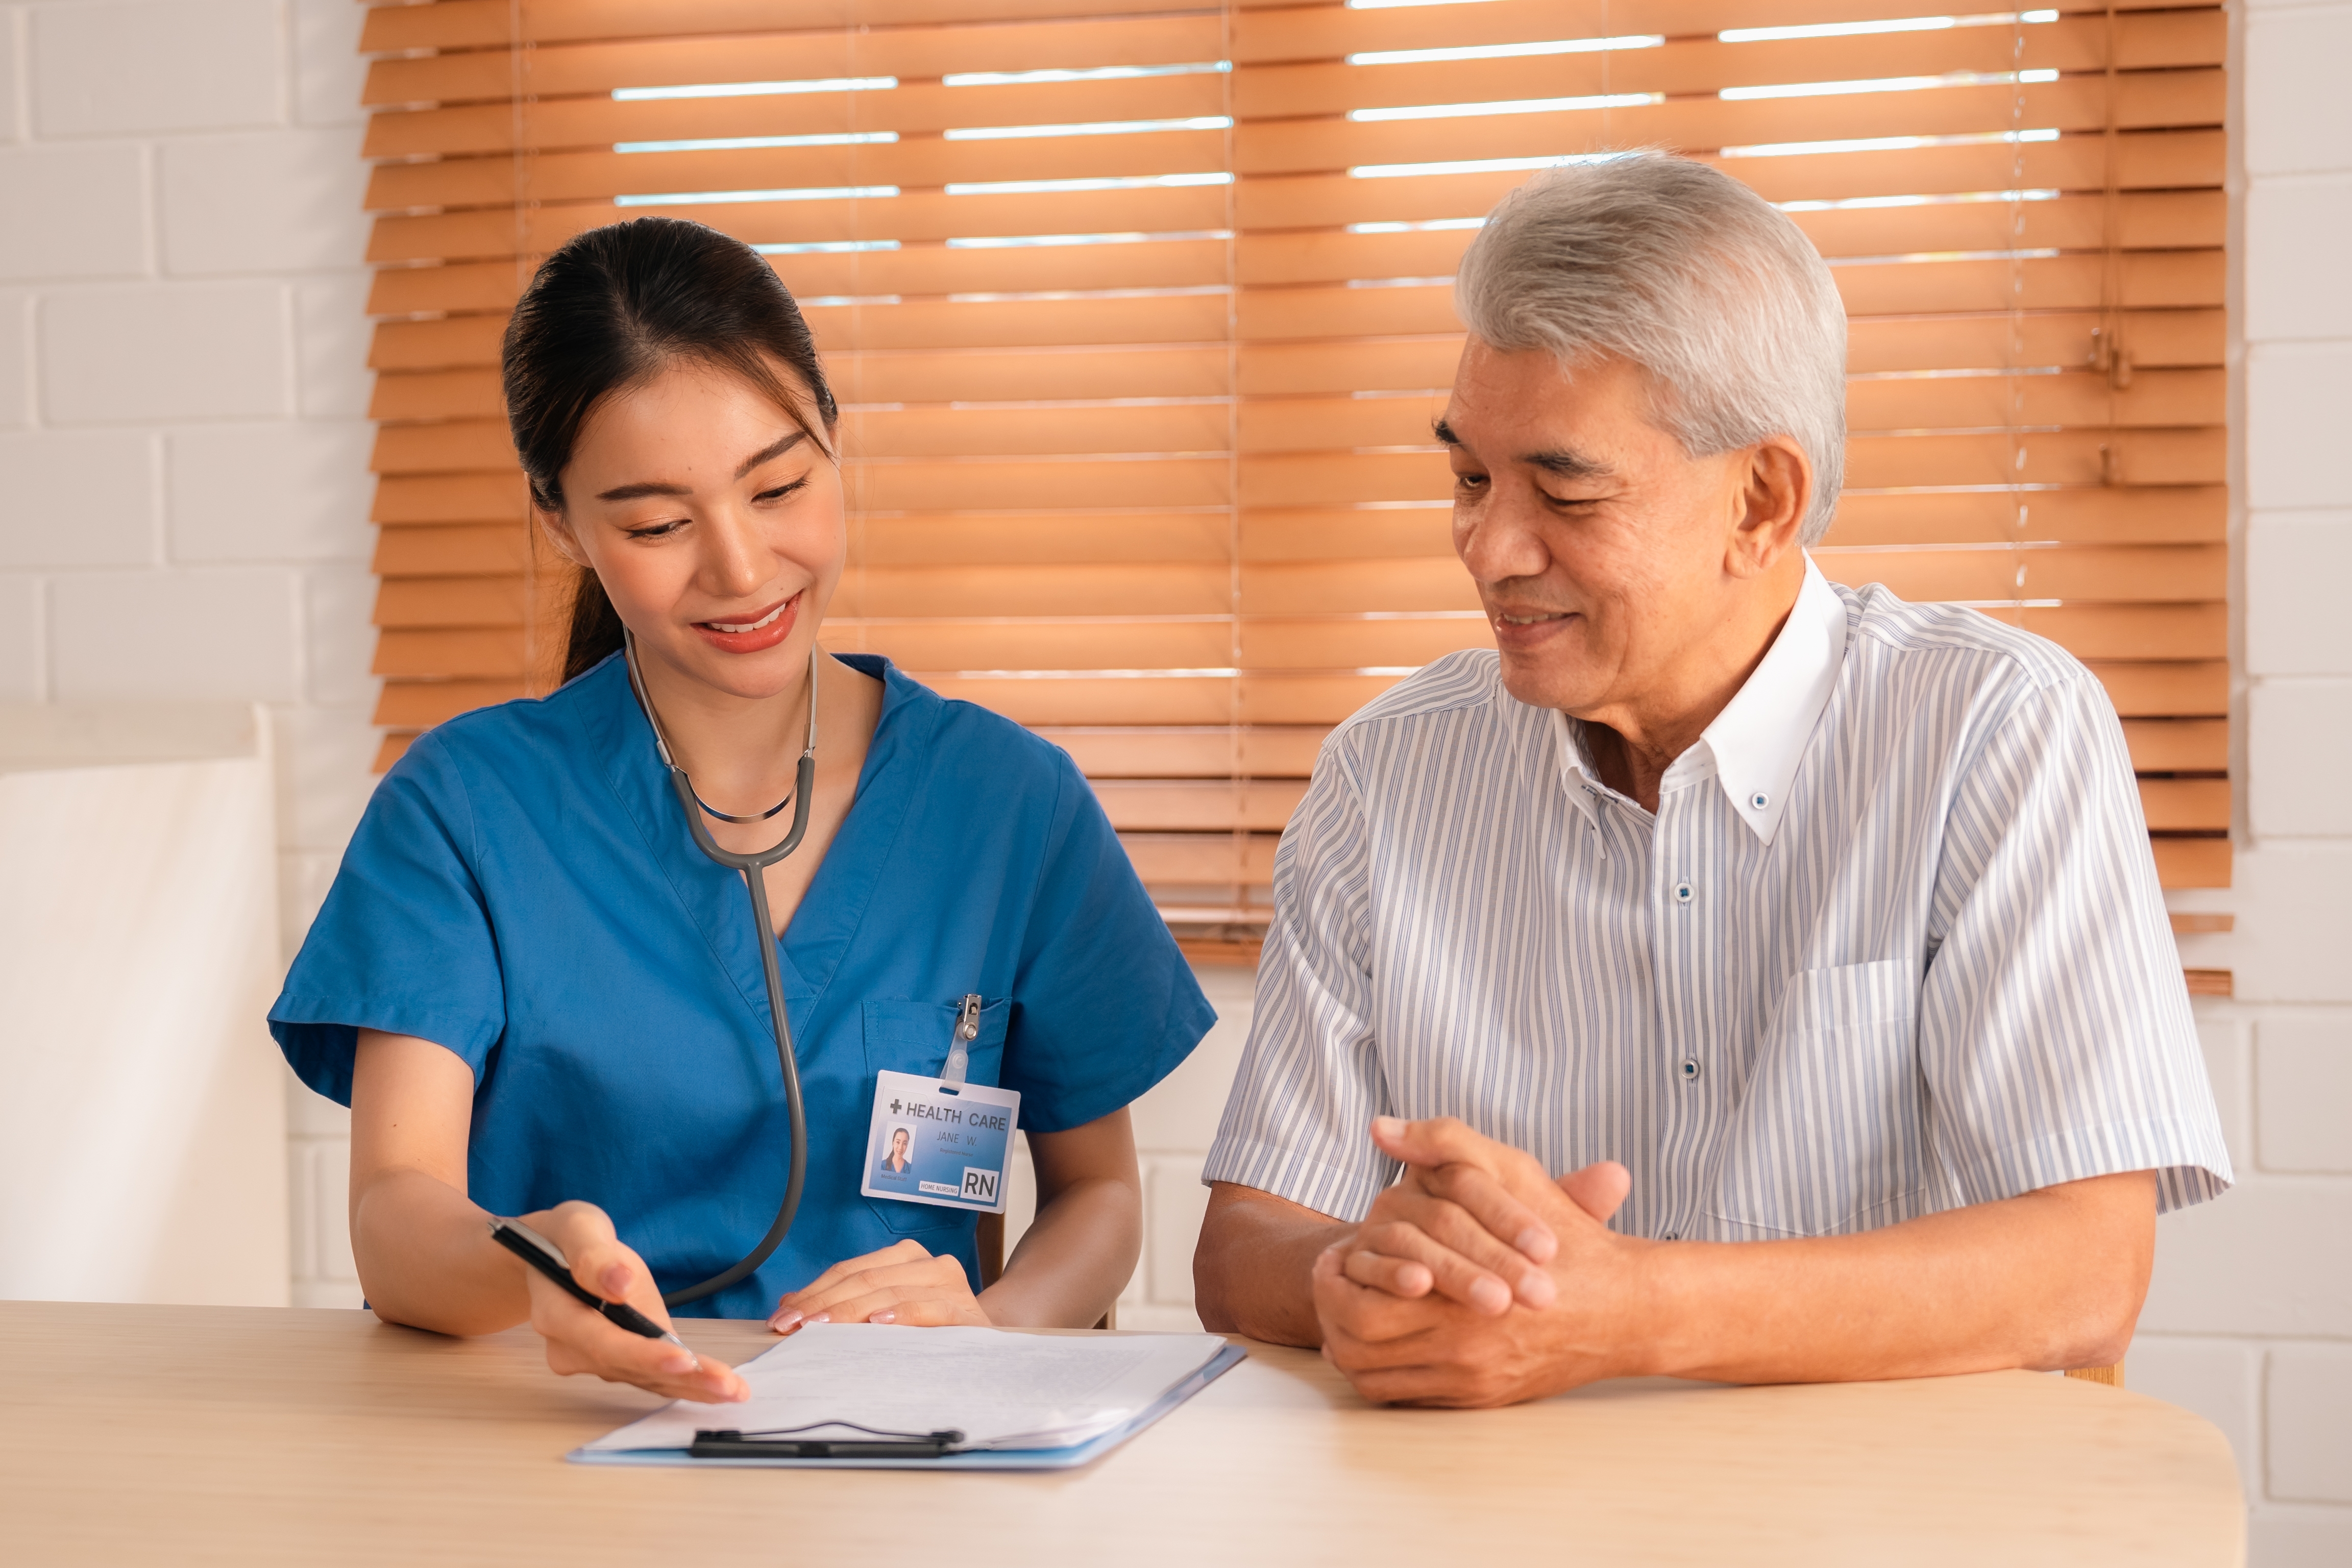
[359,0,2227,963]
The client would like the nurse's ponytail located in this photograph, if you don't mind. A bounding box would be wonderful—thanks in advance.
[500,217,840,685]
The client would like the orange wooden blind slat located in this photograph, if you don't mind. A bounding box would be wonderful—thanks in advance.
[361,0,2233,911]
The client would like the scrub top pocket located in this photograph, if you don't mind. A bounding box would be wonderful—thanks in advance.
[860,997,1011,1237]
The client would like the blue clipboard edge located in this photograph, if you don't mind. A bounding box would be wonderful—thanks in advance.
[569,1340,1250,1472]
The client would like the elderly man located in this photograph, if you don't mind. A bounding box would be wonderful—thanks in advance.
[1193,152,2230,1407]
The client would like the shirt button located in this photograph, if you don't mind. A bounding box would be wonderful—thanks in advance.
[1749,790,1769,810]
[1679,1058,1701,1083]
[1663,1232,1679,1241]
[1674,880,1694,904]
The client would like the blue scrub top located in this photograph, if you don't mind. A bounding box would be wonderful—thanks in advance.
[271,652,1214,1318]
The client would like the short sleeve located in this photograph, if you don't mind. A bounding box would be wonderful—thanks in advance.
[268,734,508,1105]
[1919,673,2233,1214]
[999,746,1216,1133]
[1200,736,1394,1219]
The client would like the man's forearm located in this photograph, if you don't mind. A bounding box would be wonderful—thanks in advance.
[1193,1182,1354,1346]
[1634,1171,2156,1383]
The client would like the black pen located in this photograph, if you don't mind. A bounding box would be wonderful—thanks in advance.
[487,1217,699,1365]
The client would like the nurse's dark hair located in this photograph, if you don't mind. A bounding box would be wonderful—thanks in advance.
[500,216,839,685]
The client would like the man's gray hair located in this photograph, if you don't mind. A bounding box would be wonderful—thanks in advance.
[1454,152,1848,544]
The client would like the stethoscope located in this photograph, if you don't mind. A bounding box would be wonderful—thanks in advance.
[622,631,818,1307]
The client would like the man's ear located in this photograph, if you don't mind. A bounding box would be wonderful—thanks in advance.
[535,501,588,569]
[1726,437,1811,579]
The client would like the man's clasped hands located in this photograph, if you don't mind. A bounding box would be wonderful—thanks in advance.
[1314,1116,1649,1409]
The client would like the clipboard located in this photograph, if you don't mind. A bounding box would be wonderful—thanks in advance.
[570,1341,1247,1471]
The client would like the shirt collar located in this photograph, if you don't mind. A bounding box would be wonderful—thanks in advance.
[1547,556,1848,847]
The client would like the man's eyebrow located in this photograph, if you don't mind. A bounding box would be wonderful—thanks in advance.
[1433,417,1463,447]
[593,431,809,501]
[1525,448,1612,481]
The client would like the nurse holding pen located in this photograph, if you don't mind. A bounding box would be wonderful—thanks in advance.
[270,218,1216,1403]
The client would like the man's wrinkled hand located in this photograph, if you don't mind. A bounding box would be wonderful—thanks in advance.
[1313,1116,1643,1407]
[1335,1116,1630,1311]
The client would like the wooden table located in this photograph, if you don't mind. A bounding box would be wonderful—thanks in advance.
[0,1301,2242,1565]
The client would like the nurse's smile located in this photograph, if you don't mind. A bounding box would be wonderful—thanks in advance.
[694,590,801,656]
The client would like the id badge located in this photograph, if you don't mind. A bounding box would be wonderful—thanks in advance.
[861,1069,1020,1215]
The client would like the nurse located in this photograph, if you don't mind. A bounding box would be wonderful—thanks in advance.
[271,217,1216,1404]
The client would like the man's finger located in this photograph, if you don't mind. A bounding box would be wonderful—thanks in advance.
[1347,1219,1512,1313]
[1558,1159,1632,1224]
[1312,1245,1450,1348]
[1361,1189,1557,1308]
[1369,1115,1511,1177]
[1337,1241,1436,1301]
[1412,1163,1561,1270]
[1340,1361,1504,1409]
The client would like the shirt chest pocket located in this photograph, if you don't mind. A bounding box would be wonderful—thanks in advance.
[1706,960,1927,1240]
[860,998,1010,1237]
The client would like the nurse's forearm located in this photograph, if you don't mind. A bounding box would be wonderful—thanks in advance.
[983,1174,1141,1328]
[352,1165,535,1335]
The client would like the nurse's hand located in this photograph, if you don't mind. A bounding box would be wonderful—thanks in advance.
[522,1200,749,1404]
[768,1238,992,1332]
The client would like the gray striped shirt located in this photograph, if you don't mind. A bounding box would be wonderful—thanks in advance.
[1204,561,2231,1239]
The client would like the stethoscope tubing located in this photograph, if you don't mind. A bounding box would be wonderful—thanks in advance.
[624,635,819,1307]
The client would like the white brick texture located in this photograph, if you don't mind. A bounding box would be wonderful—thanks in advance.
[0,142,149,281]
[0,574,40,698]
[165,420,374,564]
[160,129,371,277]
[2249,1510,2352,1568]
[40,281,292,423]
[49,567,300,701]
[2143,1175,2352,1338]
[30,0,284,139]
[0,11,22,143]
[2220,844,2352,1006]
[292,274,372,420]
[2215,20,2352,1552]
[2247,515,2352,677]
[2247,342,2352,513]
[302,562,379,706]
[0,292,29,426]
[2244,175,2352,344]
[2267,1346,2352,1503]
[2257,1015,2352,1173]
[291,0,367,130]
[2248,682,2352,838]
[0,428,156,568]
[2244,5,2352,177]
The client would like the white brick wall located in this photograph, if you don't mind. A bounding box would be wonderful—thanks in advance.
[2132,5,2352,1561]
[0,6,2342,1556]
[0,0,374,1310]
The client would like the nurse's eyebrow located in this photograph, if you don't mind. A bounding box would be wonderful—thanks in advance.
[594,432,809,501]
[734,430,806,479]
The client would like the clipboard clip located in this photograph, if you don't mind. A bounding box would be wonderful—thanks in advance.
[689,1426,967,1460]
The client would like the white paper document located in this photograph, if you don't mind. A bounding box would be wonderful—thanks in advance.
[580,1324,1231,1455]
